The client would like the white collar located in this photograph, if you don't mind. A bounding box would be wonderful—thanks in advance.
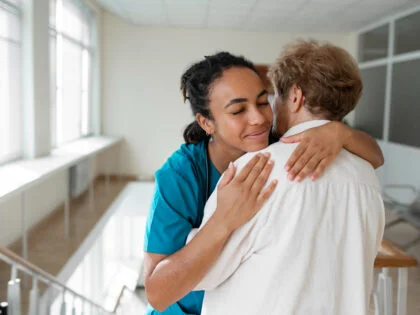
[282,120,331,138]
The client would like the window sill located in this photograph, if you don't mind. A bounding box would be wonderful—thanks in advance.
[0,135,123,203]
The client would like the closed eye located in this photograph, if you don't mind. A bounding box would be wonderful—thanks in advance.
[232,108,245,115]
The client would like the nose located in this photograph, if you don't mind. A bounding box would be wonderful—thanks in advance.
[248,105,267,125]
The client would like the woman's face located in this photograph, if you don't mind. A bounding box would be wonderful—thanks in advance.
[207,67,273,156]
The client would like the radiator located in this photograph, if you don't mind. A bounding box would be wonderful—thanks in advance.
[69,158,90,198]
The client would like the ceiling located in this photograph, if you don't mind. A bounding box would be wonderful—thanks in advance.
[96,0,420,32]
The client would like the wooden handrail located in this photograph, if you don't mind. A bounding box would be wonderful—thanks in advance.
[0,246,112,314]
[113,285,135,313]
[374,240,418,268]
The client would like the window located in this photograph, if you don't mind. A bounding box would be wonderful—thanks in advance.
[50,0,93,147]
[395,10,420,55]
[0,1,22,164]
[354,66,386,139]
[389,59,420,147]
[356,7,420,149]
[358,24,389,62]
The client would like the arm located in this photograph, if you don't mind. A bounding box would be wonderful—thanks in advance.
[281,121,384,181]
[339,122,384,168]
[190,188,274,291]
[144,154,277,311]
[144,215,232,311]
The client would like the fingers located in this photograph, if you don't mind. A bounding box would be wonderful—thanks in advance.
[280,133,302,144]
[310,157,332,181]
[218,162,236,189]
[249,156,274,194]
[256,179,278,207]
[294,155,322,182]
[243,153,271,188]
[285,142,307,173]
[287,145,320,181]
[235,154,262,182]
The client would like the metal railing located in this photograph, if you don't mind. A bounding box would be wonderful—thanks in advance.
[0,246,114,315]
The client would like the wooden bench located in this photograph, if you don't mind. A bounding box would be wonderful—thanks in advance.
[373,240,418,315]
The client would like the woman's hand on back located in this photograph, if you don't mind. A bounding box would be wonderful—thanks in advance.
[213,153,278,234]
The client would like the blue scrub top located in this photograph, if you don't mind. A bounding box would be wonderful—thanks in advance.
[144,141,221,315]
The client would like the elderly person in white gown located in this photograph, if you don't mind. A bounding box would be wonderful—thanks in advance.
[188,40,385,315]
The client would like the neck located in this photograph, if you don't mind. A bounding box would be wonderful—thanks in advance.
[208,139,243,174]
[288,110,323,130]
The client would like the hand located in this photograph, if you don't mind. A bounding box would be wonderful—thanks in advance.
[281,122,345,182]
[213,153,278,233]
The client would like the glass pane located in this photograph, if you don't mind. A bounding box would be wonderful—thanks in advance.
[359,25,389,62]
[8,43,21,158]
[0,40,22,163]
[50,0,56,28]
[389,59,420,148]
[395,10,420,55]
[82,17,92,46]
[81,49,91,135]
[59,38,82,145]
[354,66,386,139]
[0,7,21,42]
[50,35,57,148]
[62,0,84,41]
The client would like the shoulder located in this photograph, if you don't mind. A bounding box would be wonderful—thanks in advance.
[145,142,208,253]
[330,150,380,187]
[234,141,296,172]
[155,141,206,184]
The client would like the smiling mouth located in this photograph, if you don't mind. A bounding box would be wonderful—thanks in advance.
[245,129,269,138]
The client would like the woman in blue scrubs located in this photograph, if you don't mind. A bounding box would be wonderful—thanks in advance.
[143,52,383,315]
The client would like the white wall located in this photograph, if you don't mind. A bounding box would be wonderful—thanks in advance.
[101,12,356,178]
[369,139,420,207]
[380,142,420,194]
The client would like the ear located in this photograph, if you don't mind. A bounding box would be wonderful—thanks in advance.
[288,84,304,113]
[196,113,214,135]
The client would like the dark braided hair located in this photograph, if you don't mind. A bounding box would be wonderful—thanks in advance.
[181,52,260,144]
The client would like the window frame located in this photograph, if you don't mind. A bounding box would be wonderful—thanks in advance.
[49,0,95,149]
[0,0,23,165]
[356,5,420,147]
